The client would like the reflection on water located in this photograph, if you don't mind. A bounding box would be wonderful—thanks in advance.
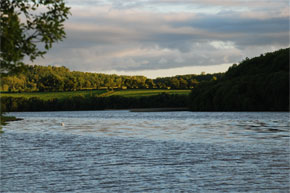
[1,111,289,192]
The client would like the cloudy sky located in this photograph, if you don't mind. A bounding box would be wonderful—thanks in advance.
[33,0,289,78]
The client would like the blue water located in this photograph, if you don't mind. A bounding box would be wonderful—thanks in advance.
[1,111,289,192]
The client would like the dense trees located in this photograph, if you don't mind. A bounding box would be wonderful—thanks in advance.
[0,65,221,92]
[1,48,288,112]
[0,0,70,74]
[1,93,188,112]
[154,74,222,89]
[189,48,289,111]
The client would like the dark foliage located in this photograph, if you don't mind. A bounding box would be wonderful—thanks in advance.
[0,0,70,74]
[189,48,289,111]
[1,93,188,112]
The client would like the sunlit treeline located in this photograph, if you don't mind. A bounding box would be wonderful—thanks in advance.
[0,65,222,92]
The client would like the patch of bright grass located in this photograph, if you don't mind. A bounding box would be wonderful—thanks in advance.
[0,90,107,100]
[109,89,191,98]
[0,89,191,100]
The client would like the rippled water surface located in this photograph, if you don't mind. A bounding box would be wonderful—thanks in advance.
[1,111,289,192]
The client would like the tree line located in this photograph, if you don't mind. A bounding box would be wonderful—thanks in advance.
[1,93,188,112]
[2,1,288,112]
[0,65,222,92]
[189,48,289,111]
[1,48,288,112]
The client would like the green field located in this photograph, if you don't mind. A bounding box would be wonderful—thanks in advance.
[0,90,107,100]
[0,89,191,100]
[110,89,191,98]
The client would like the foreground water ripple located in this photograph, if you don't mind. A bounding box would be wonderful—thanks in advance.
[1,111,289,192]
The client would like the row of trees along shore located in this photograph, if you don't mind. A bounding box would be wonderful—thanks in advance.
[1,93,188,112]
[1,48,289,112]
[0,65,222,92]
[1,1,288,112]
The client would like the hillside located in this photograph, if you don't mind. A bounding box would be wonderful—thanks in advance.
[189,48,289,111]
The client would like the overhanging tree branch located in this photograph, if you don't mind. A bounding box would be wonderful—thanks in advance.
[0,0,71,75]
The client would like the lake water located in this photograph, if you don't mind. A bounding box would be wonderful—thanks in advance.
[1,111,289,192]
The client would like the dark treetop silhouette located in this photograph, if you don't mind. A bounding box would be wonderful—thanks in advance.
[0,0,70,74]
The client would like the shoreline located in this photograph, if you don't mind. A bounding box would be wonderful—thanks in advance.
[130,107,190,112]
[4,108,289,113]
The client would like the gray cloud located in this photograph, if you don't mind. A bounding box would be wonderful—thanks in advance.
[33,1,289,73]
[68,0,288,10]
[178,15,289,34]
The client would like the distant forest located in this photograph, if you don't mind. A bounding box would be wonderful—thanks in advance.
[1,48,289,112]
[189,48,289,111]
[0,66,222,92]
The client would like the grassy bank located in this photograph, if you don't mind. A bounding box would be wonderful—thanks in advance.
[1,92,189,112]
[0,89,191,100]
[0,90,107,100]
[110,89,190,98]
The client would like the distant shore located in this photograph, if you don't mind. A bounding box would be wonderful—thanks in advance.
[130,107,189,112]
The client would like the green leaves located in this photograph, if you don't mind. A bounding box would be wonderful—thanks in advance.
[188,48,289,111]
[0,0,71,75]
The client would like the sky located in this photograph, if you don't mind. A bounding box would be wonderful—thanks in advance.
[32,0,289,78]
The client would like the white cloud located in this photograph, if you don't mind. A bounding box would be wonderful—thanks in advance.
[30,0,289,77]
